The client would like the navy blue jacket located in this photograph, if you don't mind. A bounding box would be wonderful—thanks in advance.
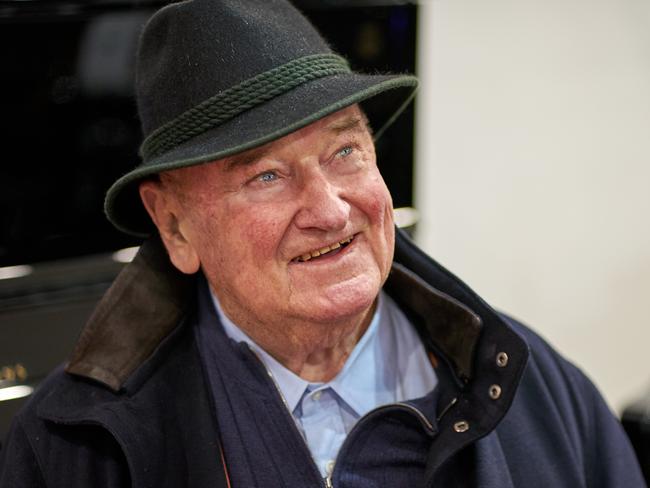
[0,231,645,487]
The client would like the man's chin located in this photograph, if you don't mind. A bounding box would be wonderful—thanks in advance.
[292,276,380,325]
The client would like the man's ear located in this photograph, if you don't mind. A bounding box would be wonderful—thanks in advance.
[138,179,201,274]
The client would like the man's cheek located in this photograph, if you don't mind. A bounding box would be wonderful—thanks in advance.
[242,213,283,255]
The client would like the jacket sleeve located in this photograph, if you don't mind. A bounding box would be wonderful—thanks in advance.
[567,359,647,487]
[509,317,647,487]
[0,416,47,488]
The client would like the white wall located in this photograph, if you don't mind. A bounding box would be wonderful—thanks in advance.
[415,0,650,413]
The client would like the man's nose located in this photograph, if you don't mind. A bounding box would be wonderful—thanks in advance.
[294,170,350,231]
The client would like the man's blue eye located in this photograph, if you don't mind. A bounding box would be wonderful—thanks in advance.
[338,146,353,157]
[258,172,277,183]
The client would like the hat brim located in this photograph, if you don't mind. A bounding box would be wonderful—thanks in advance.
[105,72,418,236]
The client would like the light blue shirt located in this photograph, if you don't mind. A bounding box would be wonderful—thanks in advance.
[212,290,438,478]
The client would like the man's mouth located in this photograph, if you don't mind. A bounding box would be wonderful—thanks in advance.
[292,235,354,263]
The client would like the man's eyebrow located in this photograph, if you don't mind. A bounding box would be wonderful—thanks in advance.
[223,145,271,171]
[326,115,369,135]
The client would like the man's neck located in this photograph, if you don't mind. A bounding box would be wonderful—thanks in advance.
[211,289,377,383]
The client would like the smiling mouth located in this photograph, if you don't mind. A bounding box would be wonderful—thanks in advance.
[292,235,355,263]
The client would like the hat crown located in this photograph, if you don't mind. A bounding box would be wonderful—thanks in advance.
[136,0,331,137]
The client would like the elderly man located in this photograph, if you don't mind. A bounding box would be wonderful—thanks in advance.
[0,0,645,487]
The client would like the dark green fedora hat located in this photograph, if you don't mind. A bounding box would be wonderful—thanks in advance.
[105,0,418,236]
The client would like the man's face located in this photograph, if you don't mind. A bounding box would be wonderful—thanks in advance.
[158,105,394,329]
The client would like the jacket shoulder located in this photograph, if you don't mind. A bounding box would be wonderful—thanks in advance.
[0,400,48,487]
[500,313,611,420]
[0,366,130,488]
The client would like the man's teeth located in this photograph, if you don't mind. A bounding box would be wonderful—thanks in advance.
[296,236,353,262]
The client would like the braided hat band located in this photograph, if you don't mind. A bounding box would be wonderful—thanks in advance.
[142,54,351,162]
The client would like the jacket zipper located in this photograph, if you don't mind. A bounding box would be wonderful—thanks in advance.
[391,402,436,431]
[249,348,437,488]
[324,402,436,488]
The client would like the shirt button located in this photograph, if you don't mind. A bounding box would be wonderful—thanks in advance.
[312,390,322,401]
[326,460,335,475]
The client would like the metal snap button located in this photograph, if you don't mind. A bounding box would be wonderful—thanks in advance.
[496,352,509,367]
[489,384,502,400]
[453,420,469,433]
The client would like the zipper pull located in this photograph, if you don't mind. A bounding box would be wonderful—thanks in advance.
[436,396,458,422]
[325,460,335,487]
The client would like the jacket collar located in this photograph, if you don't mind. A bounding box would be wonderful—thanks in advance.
[65,236,194,391]
[386,263,482,384]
